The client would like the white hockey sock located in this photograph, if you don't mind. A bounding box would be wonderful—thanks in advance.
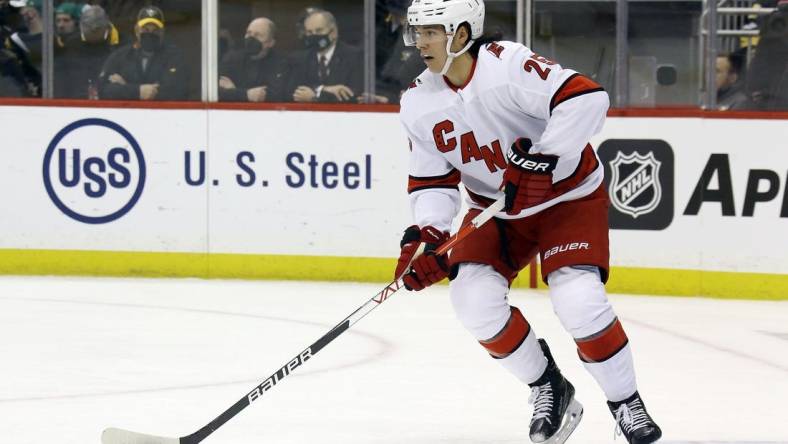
[581,343,636,402]
[548,265,638,402]
[496,328,548,384]
[450,263,547,384]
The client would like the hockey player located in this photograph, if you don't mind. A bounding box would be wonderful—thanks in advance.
[393,1,662,443]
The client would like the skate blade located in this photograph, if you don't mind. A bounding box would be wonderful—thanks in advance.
[540,398,583,444]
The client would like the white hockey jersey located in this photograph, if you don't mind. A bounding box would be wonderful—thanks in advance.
[399,41,610,232]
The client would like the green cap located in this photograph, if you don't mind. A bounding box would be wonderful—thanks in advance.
[56,2,82,20]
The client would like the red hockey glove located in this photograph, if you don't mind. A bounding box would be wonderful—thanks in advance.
[501,138,559,214]
[395,225,450,291]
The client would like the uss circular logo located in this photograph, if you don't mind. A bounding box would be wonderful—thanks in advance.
[43,118,146,224]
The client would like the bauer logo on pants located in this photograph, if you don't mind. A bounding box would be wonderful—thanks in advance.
[43,118,146,224]
[598,139,674,230]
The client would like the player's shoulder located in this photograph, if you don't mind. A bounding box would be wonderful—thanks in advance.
[400,70,447,121]
[479,40,574,86]
[476,40,543,79]
[401,69,441,98]
[477,40,531,65]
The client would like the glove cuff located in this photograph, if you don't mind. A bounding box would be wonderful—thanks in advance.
[507,140,557,175]
[400,225,421,248]
[400,225,449,249]
[420,226,448,247]
[510,137,534,156]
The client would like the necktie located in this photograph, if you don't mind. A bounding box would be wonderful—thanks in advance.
[318,55,329,81]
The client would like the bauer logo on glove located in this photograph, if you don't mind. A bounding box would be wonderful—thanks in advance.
[502,138,559,214]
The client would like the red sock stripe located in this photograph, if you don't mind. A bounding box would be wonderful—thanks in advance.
[575,318,629,363]
[479,307,531,359]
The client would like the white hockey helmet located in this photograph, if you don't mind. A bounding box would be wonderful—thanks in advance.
[403,0,485,74]
[404,0,485,45]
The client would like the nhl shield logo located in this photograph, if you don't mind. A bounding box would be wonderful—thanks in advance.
[599,139,674,230]
[609,151,662,218]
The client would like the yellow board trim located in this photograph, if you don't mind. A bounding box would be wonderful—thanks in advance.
[0,249,785,300]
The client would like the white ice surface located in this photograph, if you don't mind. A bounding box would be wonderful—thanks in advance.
[1,276,787,444]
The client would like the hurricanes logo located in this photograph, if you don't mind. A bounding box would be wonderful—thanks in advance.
[43,118,146,224]
[609,151,662,218]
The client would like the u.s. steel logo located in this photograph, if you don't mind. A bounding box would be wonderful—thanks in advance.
[43,118,146,224]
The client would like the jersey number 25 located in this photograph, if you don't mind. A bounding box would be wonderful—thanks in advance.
[523,54,555,81]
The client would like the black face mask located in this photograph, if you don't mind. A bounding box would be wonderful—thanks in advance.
[139,32,162,52]
[243,37,262,55]
[304,33,331,51]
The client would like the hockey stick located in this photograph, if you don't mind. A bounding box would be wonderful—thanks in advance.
[102,196,506,444]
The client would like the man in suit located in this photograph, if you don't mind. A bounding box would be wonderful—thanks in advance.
[219,17,289,102]
[288,9,363,103]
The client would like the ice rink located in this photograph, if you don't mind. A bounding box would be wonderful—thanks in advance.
[1,276,786,444]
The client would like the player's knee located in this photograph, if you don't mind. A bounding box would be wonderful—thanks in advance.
[548,265,615,338]
[449,263,511,339]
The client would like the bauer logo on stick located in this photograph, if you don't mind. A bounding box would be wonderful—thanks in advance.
[247,348,313,403]
[43,118,146,224]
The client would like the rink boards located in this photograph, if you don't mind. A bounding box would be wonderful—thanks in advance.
[0,103,786,299]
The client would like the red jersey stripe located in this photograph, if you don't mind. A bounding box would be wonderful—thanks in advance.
[408,169,461,194]
[553,144,600,194]
[550,74,605,114]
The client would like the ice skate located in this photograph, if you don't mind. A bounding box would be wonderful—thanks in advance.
[608,391,662,443]
[527,339,583,444]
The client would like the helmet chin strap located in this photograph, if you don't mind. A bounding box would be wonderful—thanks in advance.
[439,33,475,75]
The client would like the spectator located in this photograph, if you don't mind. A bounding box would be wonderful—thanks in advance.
[746,0,788,109]
[7,0,40,50]
[217,27,233,63]
[55,5,119,98]
[716,51,749,110]
[219,17,289,103]
[375,0,408,72]
[0,45,28,96]
[6,0,41,95]
[1,1,20,54]
[98,5,188,101]
[84,0,157,36]
[365,0,422,103]
[0,0,30,96]
[288,9,363,103]
[294,6,323,42]
[54,2,80,42]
